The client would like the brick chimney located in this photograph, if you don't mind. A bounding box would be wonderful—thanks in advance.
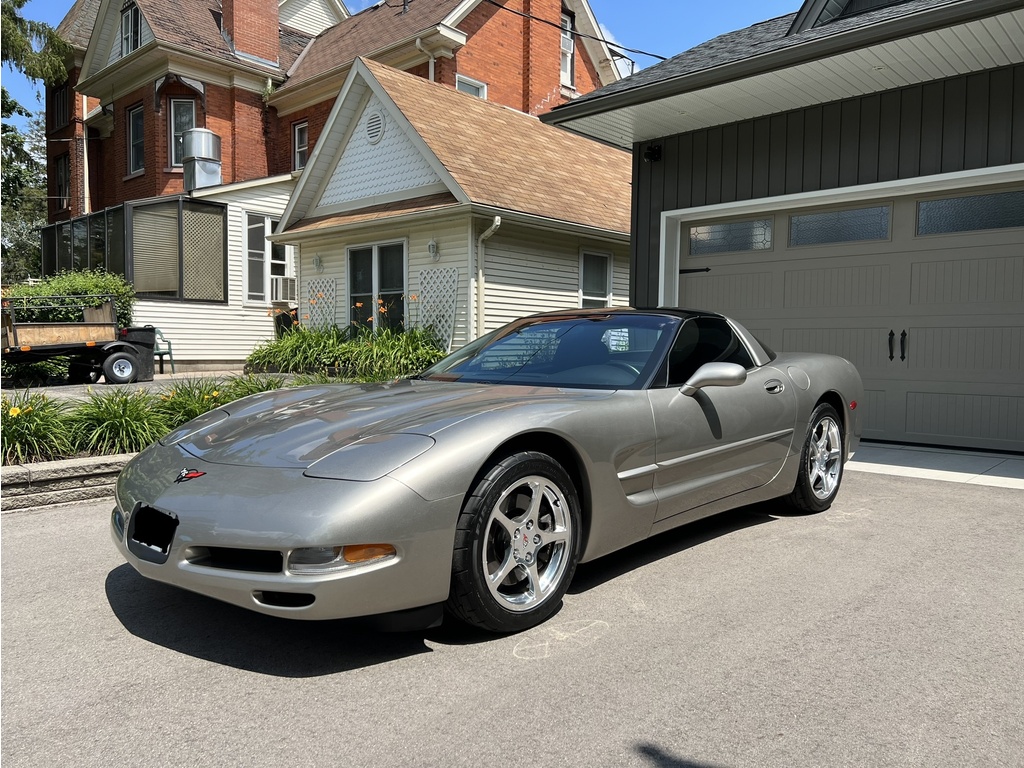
[222,0,279,64]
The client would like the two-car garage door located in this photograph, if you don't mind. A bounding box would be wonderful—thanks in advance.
[678,184,1024,453]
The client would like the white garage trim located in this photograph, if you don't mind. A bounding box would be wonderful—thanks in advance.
[658,163,1024,307]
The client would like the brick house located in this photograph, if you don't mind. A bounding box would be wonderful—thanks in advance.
[42,0,623,366]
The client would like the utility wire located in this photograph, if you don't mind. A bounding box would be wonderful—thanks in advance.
[480,0,667,61]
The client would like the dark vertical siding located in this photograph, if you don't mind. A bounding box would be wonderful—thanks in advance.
[631,64,1024,304]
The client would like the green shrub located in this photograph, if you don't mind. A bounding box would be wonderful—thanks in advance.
[70,390,172,456]
[1,392,74,464]
[344,327,446,381]
[2,269,136,330]
[245,325,444,379]
[220,373,286,402]
[153,377,227,427]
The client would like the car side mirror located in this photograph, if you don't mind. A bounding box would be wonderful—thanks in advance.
[680,362,747,397]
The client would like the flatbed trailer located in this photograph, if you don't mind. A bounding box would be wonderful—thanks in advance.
[1,294,153,384]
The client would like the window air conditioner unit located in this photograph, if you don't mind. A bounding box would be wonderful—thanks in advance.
[271,276,297,303]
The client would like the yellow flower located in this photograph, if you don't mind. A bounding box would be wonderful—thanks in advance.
[203,395,210,400]
[9,407,21,417]
[24,406,33,414]
[212,391,219,397]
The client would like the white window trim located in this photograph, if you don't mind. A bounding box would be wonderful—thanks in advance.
[244,214,293,305]
[658,163,1024,307]
[560,12,575,88]
[127,104,144,175]
[456,75,487,100]
[292,121,308,171]
[579,250,612,308]
[121,4,141,57]
[346,239,408,329]
[169,99,195,167]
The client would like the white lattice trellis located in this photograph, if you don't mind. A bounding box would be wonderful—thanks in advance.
[417,268,459,351]
[305,277,337,329]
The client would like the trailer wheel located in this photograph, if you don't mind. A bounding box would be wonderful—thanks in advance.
[103,351,138,384]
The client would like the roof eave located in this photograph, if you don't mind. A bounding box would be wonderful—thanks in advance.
[543,0,1022,128]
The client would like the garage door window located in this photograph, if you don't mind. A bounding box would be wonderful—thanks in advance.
[790,205,890,246]
[689,218,772,255]
[917,189,1024,235]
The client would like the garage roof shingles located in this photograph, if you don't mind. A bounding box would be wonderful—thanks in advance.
[339,59,631,234]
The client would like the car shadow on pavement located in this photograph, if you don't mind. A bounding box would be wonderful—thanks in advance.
[104,564,431,676]
[568,498,792,595]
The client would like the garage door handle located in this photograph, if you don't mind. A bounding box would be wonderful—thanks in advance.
[764,379,784,394]
[888,330,895,361]
[900,329,907,362]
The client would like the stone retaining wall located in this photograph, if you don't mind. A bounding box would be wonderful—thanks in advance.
[1,454,135,511]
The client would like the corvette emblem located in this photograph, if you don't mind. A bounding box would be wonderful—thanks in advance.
[174,468,207,483]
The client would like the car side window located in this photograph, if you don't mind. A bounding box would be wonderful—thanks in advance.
[666,317,755,386]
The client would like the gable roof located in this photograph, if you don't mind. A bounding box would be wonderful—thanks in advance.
[282,57,631,237]
[543,0,1024,147]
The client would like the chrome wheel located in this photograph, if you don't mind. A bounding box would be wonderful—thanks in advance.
[788,403,845,513]
[807,415,843,500]
[448,451,582,632]
[481,474,573,612]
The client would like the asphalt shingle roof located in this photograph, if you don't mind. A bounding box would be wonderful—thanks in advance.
[280,0,465,91]
[562,0,965,107]
[288,58,632,235]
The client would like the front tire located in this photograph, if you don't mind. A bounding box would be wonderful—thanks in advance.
[787,403,845,513]
[102,351,138,384]
[447,452,582,633]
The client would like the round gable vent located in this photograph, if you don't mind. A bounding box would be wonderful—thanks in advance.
[366,110,386,144]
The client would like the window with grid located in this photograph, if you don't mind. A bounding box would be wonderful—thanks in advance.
[293,121,308,170]
[121,4,142,56]
[246,214,290,302]
[128,104,144,174]
[349,242,405,332]
[170,99,195,167]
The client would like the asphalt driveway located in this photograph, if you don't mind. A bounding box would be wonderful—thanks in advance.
[2,471,1022,767]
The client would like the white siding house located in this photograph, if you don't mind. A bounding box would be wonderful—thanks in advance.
[276,58,632,348]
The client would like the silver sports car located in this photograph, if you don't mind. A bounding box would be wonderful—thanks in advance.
[112,308,863,633]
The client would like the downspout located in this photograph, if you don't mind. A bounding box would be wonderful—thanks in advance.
[415,38,435,81]
[81,94,92,214]
[475,216,501,339]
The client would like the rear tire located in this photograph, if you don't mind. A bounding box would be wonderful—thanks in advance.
[447,451,582,633]
[787,403,845,513]
[102,351,138,384]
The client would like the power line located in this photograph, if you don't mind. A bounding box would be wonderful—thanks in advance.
[479,0,667,62]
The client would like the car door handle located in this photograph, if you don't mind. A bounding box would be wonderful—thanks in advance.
[764,379,785,394]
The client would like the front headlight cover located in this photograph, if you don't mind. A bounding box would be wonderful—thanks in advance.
[303,433,435,481]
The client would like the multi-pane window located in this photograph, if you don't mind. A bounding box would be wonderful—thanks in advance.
[55,154,71,210]
[246,214,289,302]
[580,252,611,308]
[170,99,195,167]
[349,242,405,332]
[50,85,69,130]
[128,104,144,174]
[292,122,308,170]
[456,75,487,99]
[121,3,142,56]
[560,12,575,87]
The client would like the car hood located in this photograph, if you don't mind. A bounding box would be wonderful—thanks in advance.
[164,379,601,470]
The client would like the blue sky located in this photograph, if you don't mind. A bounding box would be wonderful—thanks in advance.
[3,0,798,124]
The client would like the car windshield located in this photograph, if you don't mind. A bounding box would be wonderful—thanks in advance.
[419,313,677,389]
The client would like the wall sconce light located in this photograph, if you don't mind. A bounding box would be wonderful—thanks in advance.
[428,239,439,261]
[643,144,662,163]
[313,253,324,273]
